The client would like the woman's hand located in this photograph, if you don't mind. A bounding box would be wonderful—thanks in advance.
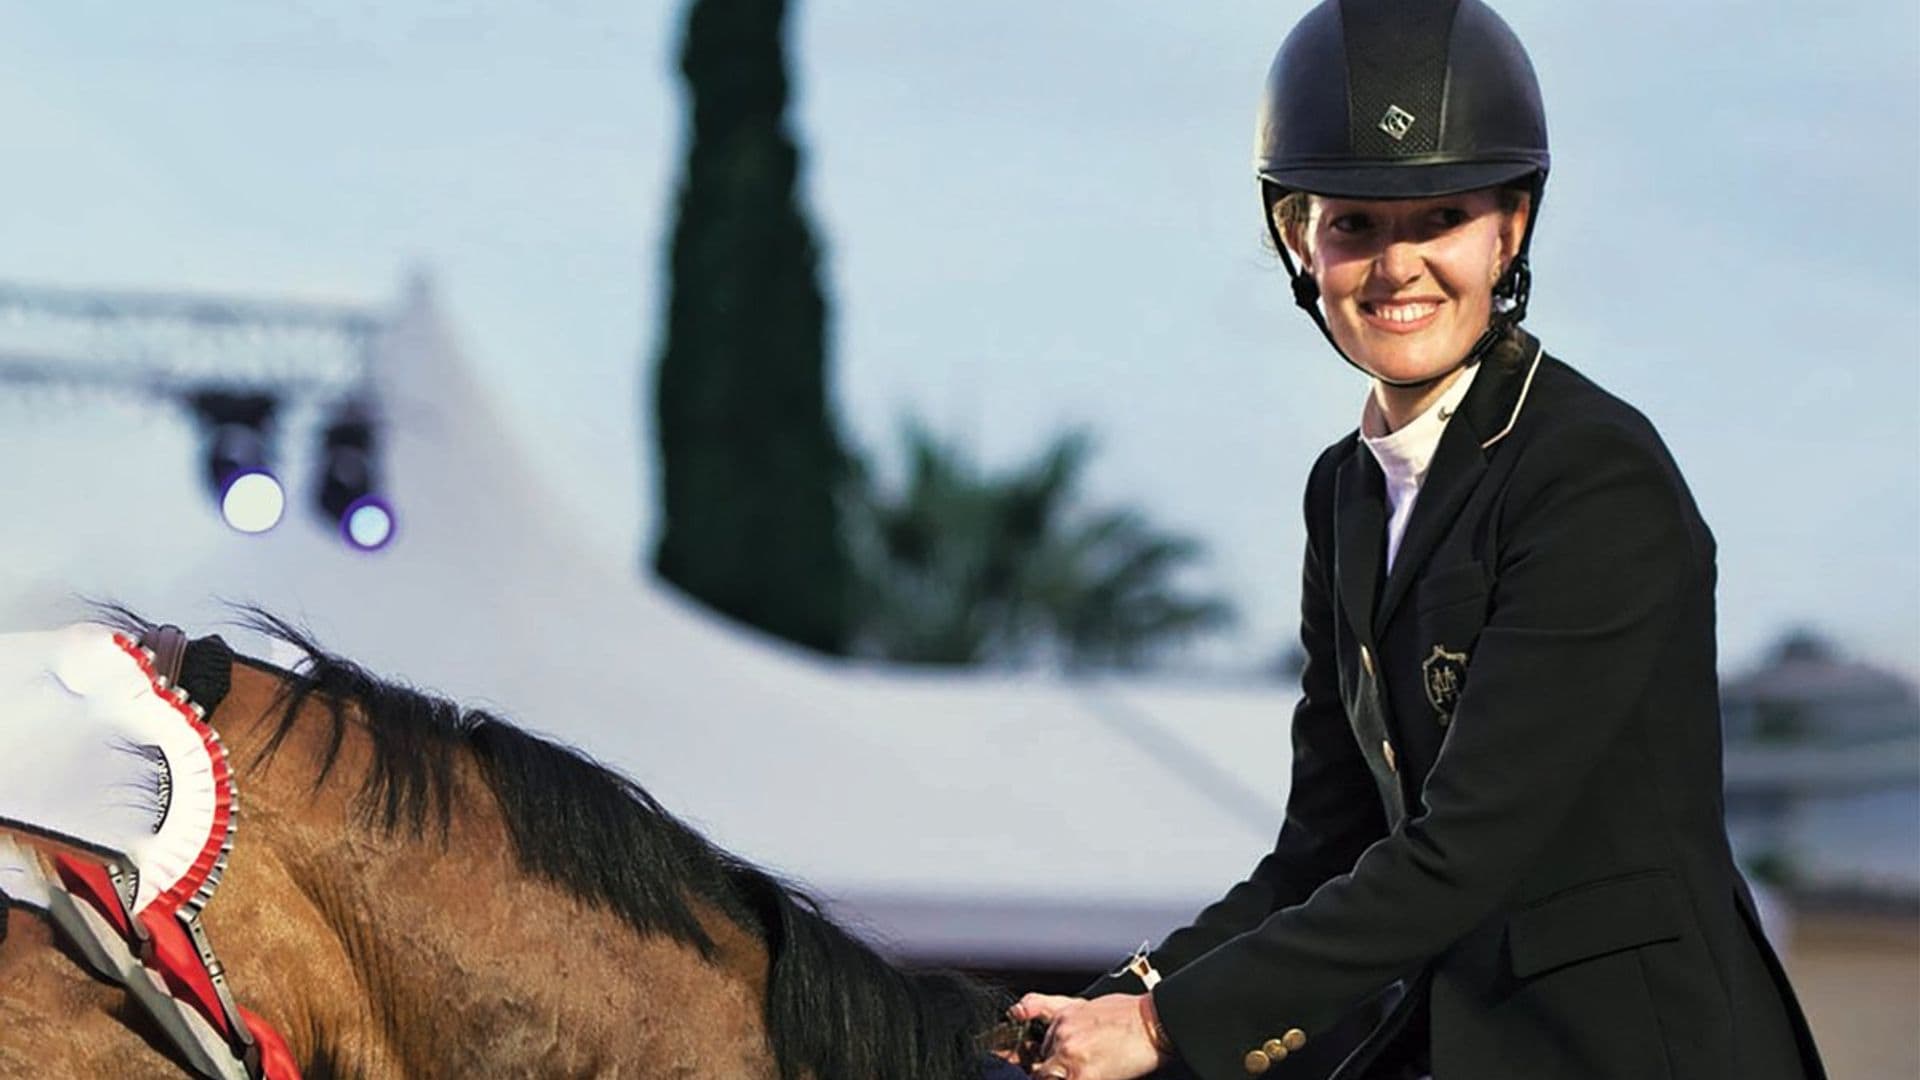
[1008,992,1169,1080]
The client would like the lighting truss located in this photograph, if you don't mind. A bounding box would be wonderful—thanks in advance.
[0,279,383,402]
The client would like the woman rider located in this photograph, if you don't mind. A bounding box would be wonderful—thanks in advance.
[1007,2,1830,1078]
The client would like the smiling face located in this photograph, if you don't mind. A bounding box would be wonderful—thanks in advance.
[1285,188,1530,386]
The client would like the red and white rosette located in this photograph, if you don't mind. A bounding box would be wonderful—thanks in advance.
[0,624,297,1080]
[0,624,235,918]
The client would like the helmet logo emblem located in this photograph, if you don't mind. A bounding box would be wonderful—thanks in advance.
[1379,105,1417,141]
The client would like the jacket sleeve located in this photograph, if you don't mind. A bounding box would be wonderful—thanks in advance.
[1081,445,1386,998]
[1150,419,1704,1080]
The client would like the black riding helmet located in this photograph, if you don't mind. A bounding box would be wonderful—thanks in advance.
[1257,0,1550,387]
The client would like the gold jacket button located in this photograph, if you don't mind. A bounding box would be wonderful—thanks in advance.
[1261,1038,1291,1060]
[1283,1028,1308,1051]
[1382,740,1397,772]
[1243,1049,1272,1075]
[1359,644,1375,678]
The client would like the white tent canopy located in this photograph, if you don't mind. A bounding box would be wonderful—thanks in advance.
[3,281,1298,967]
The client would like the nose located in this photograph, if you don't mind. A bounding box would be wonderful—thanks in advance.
[1373,238,1425,288]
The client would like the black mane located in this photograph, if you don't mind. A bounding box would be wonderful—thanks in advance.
[103,607,1005,1080]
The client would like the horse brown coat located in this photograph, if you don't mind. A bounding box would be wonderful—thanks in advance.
[2,643,790,1078]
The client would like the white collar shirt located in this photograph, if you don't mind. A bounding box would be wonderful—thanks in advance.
[1359,362,1481,574]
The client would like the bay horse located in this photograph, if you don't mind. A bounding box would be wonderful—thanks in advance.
[0,611,1022,1078]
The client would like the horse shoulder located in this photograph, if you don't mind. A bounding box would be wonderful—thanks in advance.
[0,911,180,1077]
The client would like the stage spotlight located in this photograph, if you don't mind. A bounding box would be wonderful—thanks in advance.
[220,471,286,534]
[188,391,285,534]
[342,495,395,550]
[315,402,397,551]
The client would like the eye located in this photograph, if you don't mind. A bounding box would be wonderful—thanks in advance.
[1329,213,1373,234]
[1430,206,1471,229]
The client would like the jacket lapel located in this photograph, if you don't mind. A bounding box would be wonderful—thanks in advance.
[1334,448,1387,646]
[1373,330,1542,629]
[1373,415,1486,629]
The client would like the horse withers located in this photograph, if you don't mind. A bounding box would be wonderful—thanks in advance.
[0,614,1019,1079]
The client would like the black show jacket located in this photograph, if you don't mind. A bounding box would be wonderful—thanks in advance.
[1085,332,1827,1080]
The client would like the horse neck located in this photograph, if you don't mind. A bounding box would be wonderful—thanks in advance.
[1,914,181,1075]
[204,659,782,1079]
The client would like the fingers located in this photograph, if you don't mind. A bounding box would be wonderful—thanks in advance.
[1008,992,1077,1023]
[1025,993,1164,1080]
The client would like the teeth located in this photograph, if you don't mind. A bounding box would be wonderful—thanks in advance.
[1372,302,1437,323]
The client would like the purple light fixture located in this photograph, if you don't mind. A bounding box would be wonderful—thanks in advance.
[314,400,397,552]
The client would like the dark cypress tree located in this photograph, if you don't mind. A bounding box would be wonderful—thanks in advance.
[651,0,851,654]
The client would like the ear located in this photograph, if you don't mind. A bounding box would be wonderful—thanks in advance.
[1280,214,1312,272]
[1497,193,1533,277]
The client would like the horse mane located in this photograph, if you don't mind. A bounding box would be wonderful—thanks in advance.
[98,607,1005,1080]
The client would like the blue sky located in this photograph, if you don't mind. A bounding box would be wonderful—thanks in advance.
[0,0,1914,677]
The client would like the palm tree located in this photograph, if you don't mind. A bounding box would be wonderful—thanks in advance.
[845,422,1234,670]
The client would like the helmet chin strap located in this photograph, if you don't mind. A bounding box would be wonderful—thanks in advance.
[1269,210,1534,391]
